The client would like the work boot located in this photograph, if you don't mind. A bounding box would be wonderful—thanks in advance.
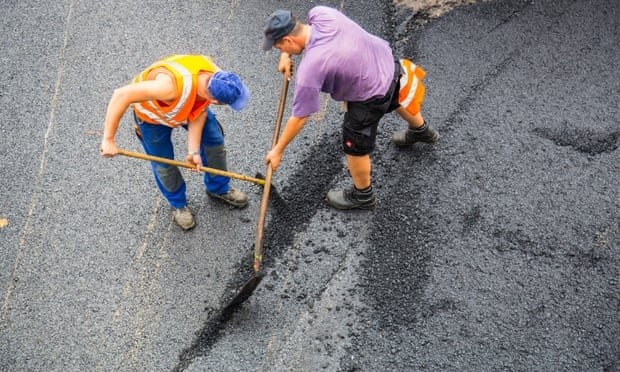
[207,187,248,208]
[393,122,439,147]
[172,206,196,230]
[326,186,376,210]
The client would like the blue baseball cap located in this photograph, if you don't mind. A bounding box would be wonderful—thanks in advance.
[263,9,296,51]
[208,71,250,111]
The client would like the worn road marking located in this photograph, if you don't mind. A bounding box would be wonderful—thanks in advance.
[0,0,75,327]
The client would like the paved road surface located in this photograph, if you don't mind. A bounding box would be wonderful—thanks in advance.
[1,0,617,370]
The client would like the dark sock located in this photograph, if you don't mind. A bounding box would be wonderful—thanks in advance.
[354,185,373,194]
[411,121,427,132]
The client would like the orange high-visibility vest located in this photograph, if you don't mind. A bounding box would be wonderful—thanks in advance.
[132,55,219,127]
[398,58,426,116]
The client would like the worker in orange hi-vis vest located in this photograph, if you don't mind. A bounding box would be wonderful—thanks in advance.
[100,55,251,230]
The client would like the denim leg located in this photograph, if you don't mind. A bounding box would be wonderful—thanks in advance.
[137,121,187,208]
[184,109,230,195]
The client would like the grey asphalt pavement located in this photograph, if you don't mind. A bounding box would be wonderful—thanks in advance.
[1,0,618,371]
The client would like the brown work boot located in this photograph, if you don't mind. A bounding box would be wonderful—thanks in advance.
[207,187,248,208]
[172,206,196,230]
[393,122,439,147]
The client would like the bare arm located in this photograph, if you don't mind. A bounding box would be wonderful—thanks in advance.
[100,73,176,156]
[265,115,308,170]
[184,110,207,169]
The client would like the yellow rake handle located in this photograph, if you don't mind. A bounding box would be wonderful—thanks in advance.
[116,149,266,186]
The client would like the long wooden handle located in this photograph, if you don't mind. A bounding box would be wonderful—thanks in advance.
[116,148,265,186]
[253,77,289,272]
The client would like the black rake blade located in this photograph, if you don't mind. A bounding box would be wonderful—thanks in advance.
[222,272,265,314]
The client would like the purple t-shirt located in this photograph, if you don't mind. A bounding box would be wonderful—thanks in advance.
[292,6,395,118]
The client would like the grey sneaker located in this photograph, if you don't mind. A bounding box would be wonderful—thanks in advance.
[393,122,439,147]
[207,187,248,208]
[172,206,196,230]
[326,187,376,210]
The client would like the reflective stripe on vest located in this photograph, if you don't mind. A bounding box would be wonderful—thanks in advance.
[133,62,192,127]
[132,55,214,127]
[398,59,426,108]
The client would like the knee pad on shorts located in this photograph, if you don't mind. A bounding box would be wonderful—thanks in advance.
[342,125,375,156]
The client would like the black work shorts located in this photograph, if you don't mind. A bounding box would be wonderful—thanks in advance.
[342,62,401,156]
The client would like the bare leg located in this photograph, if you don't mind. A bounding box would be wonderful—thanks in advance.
[392,106,438,146]
[325,153,376,209]
[395,106,425,129]
[346,154,371,189]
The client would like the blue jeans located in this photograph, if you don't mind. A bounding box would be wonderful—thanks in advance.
[134,109,230,208]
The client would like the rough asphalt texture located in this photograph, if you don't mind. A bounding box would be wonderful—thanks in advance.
[0,0,618,371]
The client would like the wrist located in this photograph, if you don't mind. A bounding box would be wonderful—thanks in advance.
[188,150,199,156]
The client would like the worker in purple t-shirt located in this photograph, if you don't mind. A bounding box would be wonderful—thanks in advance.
[262,6,439,210]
